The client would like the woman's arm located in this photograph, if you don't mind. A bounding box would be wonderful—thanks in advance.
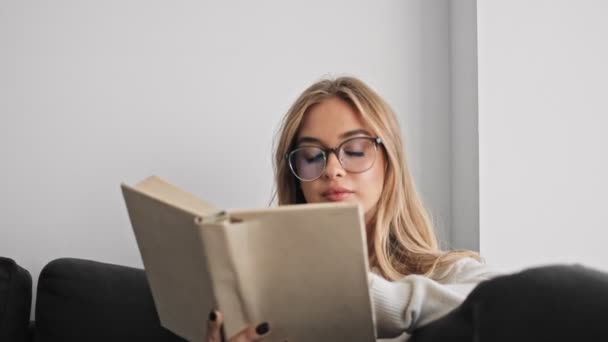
[369,257,499,338]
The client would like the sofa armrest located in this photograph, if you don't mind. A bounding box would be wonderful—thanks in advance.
[410,264,608,342]
[0,257,32,342]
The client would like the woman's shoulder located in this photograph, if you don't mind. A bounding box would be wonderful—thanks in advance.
[433,257,502,284]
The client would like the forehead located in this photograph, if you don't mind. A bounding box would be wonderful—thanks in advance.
[298,97,368,141]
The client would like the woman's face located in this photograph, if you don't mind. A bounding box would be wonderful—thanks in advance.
[294,97,385,225]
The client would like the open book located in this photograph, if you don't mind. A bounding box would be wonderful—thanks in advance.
[121,176,376,342]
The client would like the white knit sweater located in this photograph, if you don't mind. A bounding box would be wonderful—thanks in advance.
[370,257,500,341]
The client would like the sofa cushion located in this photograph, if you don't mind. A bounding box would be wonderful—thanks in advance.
[0,257,32,342]
[410,264,608,342]
[35,258,185,342]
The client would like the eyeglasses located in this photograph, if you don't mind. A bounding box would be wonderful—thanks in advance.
[286,136,383,181]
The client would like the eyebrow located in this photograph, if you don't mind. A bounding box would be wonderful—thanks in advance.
[296,129,373,145]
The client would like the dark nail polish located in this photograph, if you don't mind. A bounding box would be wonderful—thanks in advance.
[256,322,270,335]
[209,311,217,321]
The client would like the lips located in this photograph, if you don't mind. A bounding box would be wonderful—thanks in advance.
[322,186,354,201]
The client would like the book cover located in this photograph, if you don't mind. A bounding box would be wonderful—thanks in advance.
[121,176,376,341]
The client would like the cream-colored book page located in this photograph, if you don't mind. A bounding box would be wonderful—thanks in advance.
[121,178,219,342]
[221,203,376,342]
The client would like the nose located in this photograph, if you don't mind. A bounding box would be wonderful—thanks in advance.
[323,151,345,179]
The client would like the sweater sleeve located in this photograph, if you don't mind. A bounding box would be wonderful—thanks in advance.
[369,258,499,338]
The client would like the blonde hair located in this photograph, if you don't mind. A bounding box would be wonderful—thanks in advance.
[272,76,479,281]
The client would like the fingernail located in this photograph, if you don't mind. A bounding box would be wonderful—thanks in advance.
[209,311,217,321]
[255,322,270,335]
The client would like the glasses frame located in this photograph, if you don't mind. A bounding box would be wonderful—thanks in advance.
[285,136,383,182]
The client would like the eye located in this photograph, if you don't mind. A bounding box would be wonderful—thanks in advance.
[342,138,374,158]
[304,152,324,163]
[344,150,365,157]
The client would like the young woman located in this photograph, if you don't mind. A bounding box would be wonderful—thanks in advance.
[207,76,498,341]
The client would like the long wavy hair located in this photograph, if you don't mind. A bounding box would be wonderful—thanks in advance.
[272,76,478,281]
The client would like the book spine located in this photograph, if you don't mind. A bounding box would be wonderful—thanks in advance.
[197,215,251,338]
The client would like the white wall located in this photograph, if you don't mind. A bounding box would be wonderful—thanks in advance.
[477,0,608,272]
[0,0,466,314]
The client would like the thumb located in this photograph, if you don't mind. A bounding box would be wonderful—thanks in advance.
[228,322,271,342]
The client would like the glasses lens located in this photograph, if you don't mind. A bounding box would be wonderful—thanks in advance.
[339,138,377,172]
[289,147,326,180]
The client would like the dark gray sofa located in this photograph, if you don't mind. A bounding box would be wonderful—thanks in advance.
[411,264,608,342]
[1,257,184,342]
[0,257,32,342]
[2,257,607,341]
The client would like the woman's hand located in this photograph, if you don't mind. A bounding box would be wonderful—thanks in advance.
[207,310,271,342]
